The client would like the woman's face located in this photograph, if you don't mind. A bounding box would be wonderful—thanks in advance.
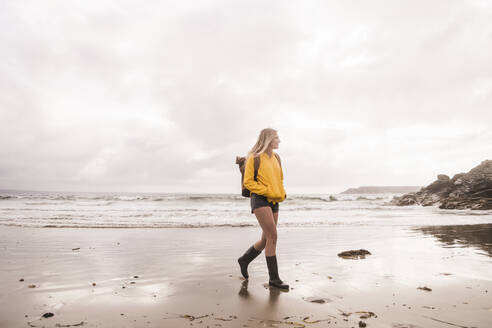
[271,134,280,149]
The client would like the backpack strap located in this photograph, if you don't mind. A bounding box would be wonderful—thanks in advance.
[274,153,281,168]
[253,156,260,181]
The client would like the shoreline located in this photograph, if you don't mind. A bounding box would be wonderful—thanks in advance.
[1,225,491,327]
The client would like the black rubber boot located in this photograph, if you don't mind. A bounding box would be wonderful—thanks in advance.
[238,245,262,279]
[266,255,289,290]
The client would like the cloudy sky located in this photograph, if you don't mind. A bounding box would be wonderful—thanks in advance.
[0,0,491,194]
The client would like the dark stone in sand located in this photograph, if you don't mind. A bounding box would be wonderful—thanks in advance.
[19,278,24,282]
[359,321,367,327]
[303,297,332,304]
[42,312,54,318]
[391,160,492,210]
[417,286,432,292]
[133,275,139,278]
[357,311,376,319]
[311,299,325,304]
[337,249,371,259]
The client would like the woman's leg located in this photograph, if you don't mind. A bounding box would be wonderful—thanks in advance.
[253,206,277,256]
[238,209,279,280]
[254,211,278,251]
[273,210,279,225]
[254,208,288,289]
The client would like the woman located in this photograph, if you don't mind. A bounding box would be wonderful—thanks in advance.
[237,128,289,290]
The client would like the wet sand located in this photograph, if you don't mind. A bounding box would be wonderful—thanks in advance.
[0,224,491,328]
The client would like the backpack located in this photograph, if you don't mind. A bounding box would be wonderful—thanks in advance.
[235,153,282,197]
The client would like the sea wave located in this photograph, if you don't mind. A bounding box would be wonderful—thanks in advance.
[288,196,335,202]
[24,202,74,205]
[0,222,257,229]
[288,206,324,211]
[356,196,386,201]
[0,192,395,203]
[0,221,374,229]
[0,194,247,202]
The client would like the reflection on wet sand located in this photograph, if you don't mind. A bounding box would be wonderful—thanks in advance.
[268,286,282,305]
[238,279,286,306]
[238,280,250,299]
[414,223,492,256]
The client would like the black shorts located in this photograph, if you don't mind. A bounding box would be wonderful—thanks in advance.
[250,193,279,214]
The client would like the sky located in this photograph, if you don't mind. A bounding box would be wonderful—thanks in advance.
[0,0,491,194]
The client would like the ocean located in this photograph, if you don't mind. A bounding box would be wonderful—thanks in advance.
[1,190,492,229]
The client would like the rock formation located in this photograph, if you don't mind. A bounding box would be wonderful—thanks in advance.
[391,160,492,210]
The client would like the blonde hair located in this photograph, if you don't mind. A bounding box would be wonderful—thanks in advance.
[247,128,278,159]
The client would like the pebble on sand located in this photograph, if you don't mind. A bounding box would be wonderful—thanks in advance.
[337,249,372,259]
[303,297,332,304]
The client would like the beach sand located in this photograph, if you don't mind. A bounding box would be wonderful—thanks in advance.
[0,224,491,328]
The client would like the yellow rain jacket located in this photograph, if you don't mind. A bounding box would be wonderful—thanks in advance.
[243,152,287,204]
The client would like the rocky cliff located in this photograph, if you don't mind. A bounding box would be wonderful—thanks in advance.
[391,160,492,210]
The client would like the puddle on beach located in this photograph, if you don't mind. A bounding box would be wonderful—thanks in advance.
[413,223,492,257]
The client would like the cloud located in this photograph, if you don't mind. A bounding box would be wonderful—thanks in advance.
[0,0,491,193]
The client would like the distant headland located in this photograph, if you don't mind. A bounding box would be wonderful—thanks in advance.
[340,186,422,194]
